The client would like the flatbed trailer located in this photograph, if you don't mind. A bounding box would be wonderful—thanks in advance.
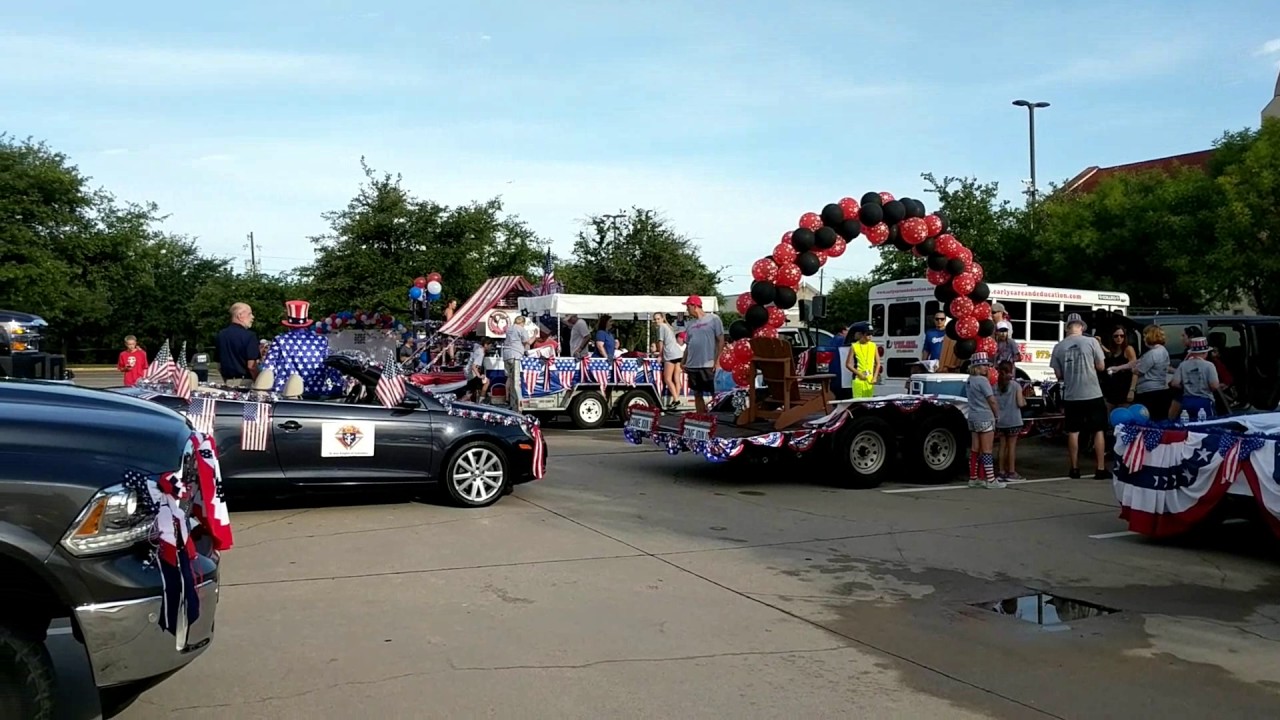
[624,390,972,488]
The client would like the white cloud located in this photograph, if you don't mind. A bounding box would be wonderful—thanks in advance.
[0,34,410,89]
[1254,38,1280,56]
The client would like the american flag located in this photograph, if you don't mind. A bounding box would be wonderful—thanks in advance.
[554,358,577,390]
[614,359,638,386]
[1121,426,1160,473]
[143,339,175,383]
[187,396,216,435]
[530,422,546,479]
[537,249,560,296]
[173,341,192,401]
[241,402,271,451]
[795,349,812,377]
[376,349,407,408]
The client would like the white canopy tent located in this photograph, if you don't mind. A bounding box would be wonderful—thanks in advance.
[517,293,719,320]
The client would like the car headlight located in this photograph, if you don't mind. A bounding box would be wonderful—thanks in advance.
[61,483,155,556]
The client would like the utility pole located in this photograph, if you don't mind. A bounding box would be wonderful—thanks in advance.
[244,232,260,275]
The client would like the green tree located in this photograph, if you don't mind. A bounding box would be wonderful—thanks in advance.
[562,208,724,295]
[820,276,872,331]
[1213,118,1280,313]
[301,160,545,317]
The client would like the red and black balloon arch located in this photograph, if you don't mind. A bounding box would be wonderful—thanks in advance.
[720,191,999,385]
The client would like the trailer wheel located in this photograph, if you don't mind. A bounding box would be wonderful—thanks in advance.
[617,389,656,420]
[568,390,608,429]
[832,415,896,489]
[905,412,969,483]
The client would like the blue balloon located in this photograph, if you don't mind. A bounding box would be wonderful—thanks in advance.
[1110,407,1134,426]
[427,293,441,302]
[1130,404,1151,421]
[409,286,424,300]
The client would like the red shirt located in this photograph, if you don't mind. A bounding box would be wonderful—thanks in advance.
[117,349,149,386]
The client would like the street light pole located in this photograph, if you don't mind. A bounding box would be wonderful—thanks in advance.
[1012,100,1050,204]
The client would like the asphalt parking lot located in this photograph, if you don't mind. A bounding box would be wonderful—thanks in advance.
[56,372,1280,719]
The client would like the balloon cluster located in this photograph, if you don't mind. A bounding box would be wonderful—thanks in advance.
[719,192,992,385]
[314,310,406,335]
[409,273,444,302]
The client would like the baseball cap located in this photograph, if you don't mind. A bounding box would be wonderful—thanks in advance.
[1065,312,1087,329]
[990,302,1006,313]
[996,321,1012,332]
[684,295,703,308]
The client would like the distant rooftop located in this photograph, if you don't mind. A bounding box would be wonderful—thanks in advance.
[1062,149,1215,195]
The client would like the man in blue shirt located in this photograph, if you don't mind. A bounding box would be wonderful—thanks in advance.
[260,300,343,397]
[216,302,259,387]
[923,311,947,364]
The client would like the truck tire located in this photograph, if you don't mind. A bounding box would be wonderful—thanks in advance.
[568,390,608,429]
[616,389,656,420]
[904,411,969,484]
[0,626,56,720]
[832,415,896,489]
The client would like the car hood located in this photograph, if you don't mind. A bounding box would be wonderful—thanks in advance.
[0,309,48,326]
[0,380,191,477]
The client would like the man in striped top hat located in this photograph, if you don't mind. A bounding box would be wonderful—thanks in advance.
[259,300,343,397]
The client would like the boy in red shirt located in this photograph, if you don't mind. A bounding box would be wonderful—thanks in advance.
[117,335,149,386]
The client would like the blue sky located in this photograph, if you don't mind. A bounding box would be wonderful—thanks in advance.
[3,1,1278,292]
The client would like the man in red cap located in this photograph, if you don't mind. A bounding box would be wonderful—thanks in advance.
[680,294,724,413]
[259,300,343,397]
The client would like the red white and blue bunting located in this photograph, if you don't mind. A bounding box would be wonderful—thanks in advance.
[1114,421,1280,538]
[436,396,546,479]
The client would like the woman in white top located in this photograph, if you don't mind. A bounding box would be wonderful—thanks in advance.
[653,313,684,409]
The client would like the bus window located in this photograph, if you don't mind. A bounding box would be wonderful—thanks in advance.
[870,304,885,336]
[1029,302,1062,341]
[1001,300,1026,339]
[887,302,921,337]
[1064,304,1093,322]
[925,300,943,321]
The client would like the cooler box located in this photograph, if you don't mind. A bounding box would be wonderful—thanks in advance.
[908,373,969,398]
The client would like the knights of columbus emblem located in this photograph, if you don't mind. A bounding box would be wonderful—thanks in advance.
[335,424,364,450]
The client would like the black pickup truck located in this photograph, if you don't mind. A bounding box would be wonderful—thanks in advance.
[0,380,221,719]
[0,309,70,381]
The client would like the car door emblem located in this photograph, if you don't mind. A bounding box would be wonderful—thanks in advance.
[335,424,364,450]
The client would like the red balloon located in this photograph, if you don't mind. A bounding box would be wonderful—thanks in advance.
[426,272,442,283]
[766,306,786,328]
[414,276,427,288]
[957,317,979,339]
[753,326,780,339]
[815,250,828,267]
[731,364,754,387]
[969,262,984,281]
[899,217,928,245]
[950,296,974,319]
[988,367,1000,387]
[977,336,998,356]
[752,257,778,282]
[799,212,822,231]
[838,197,860,220]
[736,292,754,315]
[718,349,735,371]
[879,191,896,204]
[732,339,754,363]
[863,223,890,246]
[776,263,802,288]
[935,234,961,257]
[827,238,847,257]
[971,302,992,321]
[924,214,944,237]
[926,269,951,286]
[773,242,799,265]
[956,245,973,264]
[953,273,977,296]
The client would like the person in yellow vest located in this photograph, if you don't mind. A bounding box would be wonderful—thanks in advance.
[844,321,880,398]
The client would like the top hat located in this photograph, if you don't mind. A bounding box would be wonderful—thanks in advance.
[282,300,313,328]
[969,351,992,367]
[1186,337,1210,355]
[1065,312,1087,330]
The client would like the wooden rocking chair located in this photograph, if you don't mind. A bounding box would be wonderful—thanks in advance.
[737,337,835,430]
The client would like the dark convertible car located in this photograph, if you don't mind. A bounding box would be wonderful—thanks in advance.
[112,354,545,508]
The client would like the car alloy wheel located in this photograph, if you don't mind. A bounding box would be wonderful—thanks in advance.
[450,445,506,506]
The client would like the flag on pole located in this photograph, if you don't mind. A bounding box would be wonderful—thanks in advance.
[173,341,192,400]
[375,349,407,408]
[538,249,560,295]
[143,339,174,383]
[187,396,216,435]
[240,402,271,451]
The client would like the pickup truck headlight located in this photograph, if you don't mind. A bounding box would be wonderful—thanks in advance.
[61,483,155,556]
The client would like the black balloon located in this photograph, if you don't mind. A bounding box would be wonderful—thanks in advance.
[944,319,959,341]
[890,234,912,253]
[814,226,838,250]
[945,258,966,276]
[926,253,948,271]
[935,210,950,232]
[773,285,797,309]
[750,280,777,305]
[934,283,958,304]
[836,219,862,240]
[858,202,884,226]
[968,282,991,303]
[911,198,928,218]
[820,203,844,227]
[729,320,751,340]
[954,339,976,360]
[861,191,882,205]
[977,319,995,338]
[882,200,906,225]
[790,227,815,252]
[917,237,937,256]
[796,251,821,276]
[744,304,769,329]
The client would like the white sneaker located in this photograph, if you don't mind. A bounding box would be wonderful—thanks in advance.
[985,478,1007,489]
[968,478,984,488]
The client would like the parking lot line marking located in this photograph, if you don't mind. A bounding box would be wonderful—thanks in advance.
[1089,530,1138,539]
[881,476,1072,494]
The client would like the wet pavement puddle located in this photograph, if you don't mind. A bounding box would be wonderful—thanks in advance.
[975,592,1118,630]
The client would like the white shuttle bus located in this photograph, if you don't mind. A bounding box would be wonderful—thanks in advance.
[866,279,1130,391]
